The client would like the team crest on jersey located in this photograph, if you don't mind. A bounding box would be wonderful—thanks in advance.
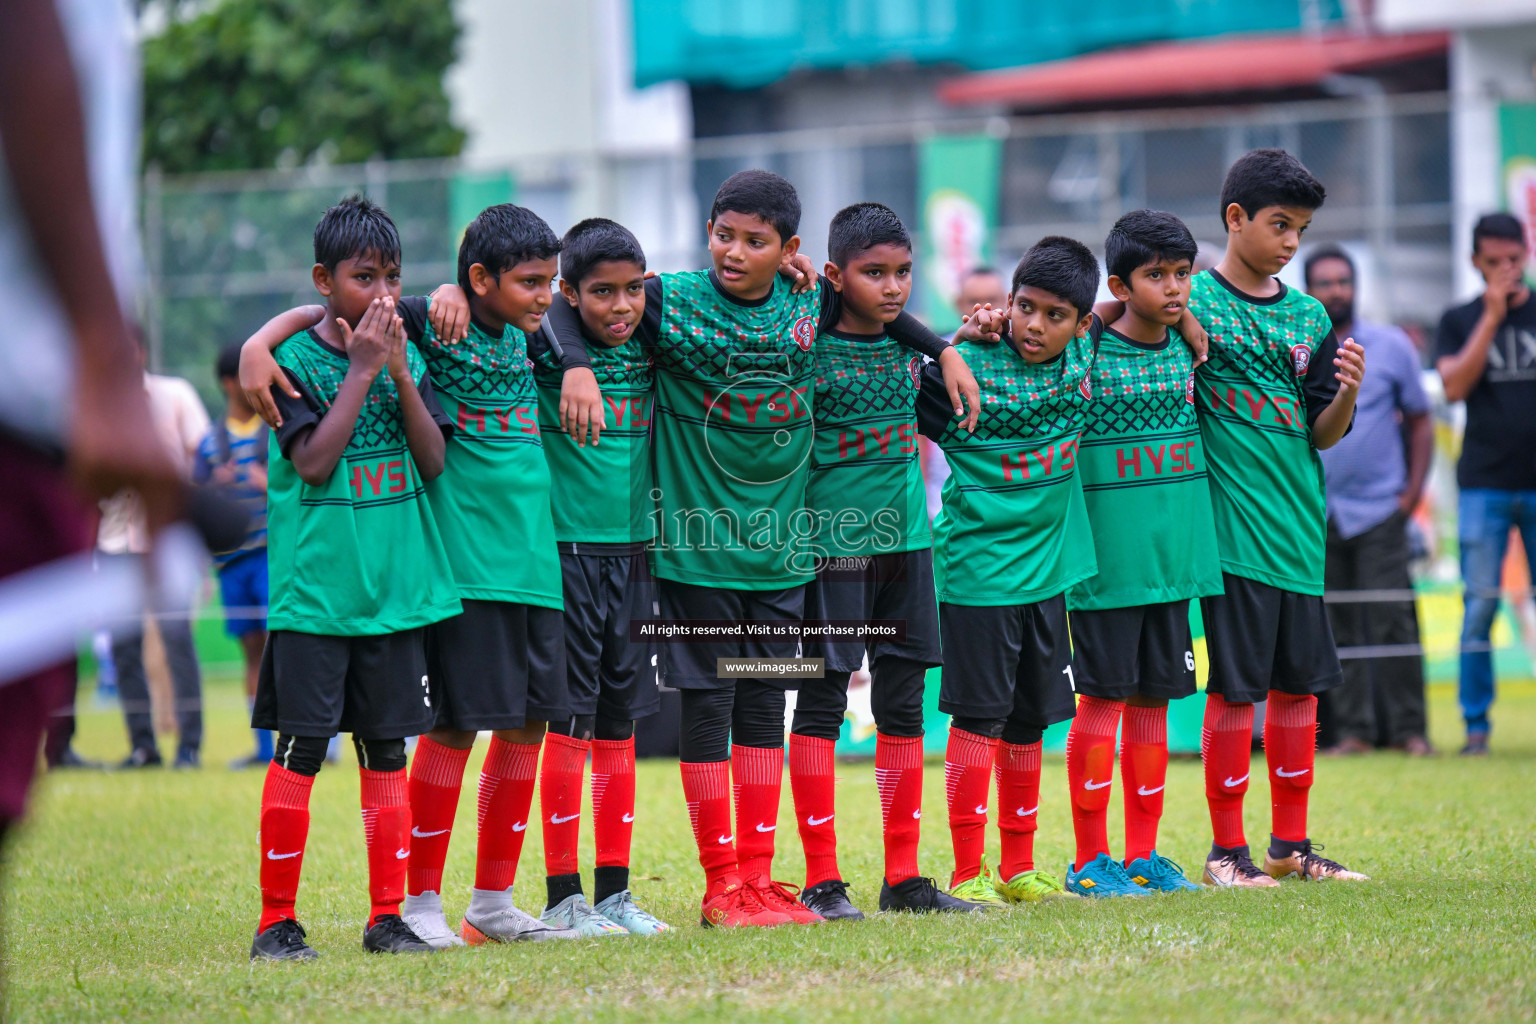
[1185,372,1196,404]
[908,356,922,389]
[792,316,816,352]
[1289,344,1311,377]
[1078,377,1092,400]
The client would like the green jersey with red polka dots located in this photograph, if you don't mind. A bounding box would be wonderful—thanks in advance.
[1189,271,1334,594]
[532,333,655,544]
[921,335,1098,607]
[806,329,928,558]
[417,315,562,609]
[650,270,822,589]
[266,329,461,634]
[1068,320,1223,611]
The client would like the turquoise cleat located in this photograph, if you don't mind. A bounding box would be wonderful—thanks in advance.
[1065,852,1152,898]
[1125,852,1202,892]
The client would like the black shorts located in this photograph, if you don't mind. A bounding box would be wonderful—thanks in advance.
[253,629,434,739]
[802,549,943,673]
[425,599,567,730]
[937,595,1076,728]
[561,549,660,722]
[1069,601,1197,701]
[1200,573,1343,704]
[657,578,805,690]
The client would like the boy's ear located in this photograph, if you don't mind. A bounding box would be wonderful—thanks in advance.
[704,218,714,240]
[1224,202,1248,234]
[468,263,493,298]
[558,278,580,307]
[779,234,801,261]
[823,261,843,293]
[1075,312,1094,338]
[1107,274,1132,302]
[311,263,333,297]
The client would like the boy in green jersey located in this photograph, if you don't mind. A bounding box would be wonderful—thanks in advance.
[1062,210,1221,898]
[1184,150,1368,886]
[916,237,1102,908]
[545,170,978,928]
[241,205,602,946]
[526,218,669,936]
[789,203,985,919]
[249,197,460,961]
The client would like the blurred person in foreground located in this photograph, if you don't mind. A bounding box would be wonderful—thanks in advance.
[194,343,271,769]
[99,330,209,769]
[1434,213,1536,756]
[0,0,178,852]
[1305,246,1434,757]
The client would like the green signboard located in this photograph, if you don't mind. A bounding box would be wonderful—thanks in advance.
[1499,103,1536,283]
[917,133,1002,332]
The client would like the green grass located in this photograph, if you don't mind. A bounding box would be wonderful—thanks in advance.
[4,679,1534,1023]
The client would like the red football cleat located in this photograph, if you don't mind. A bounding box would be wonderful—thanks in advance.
[748,877,826,925]
[698,881,793,928]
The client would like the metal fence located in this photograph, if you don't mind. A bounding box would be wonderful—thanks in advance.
[144,90,1452,403]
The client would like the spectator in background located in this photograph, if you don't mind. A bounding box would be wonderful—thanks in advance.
[100,331,209,768]
[1434,213,1536,756]
[192,343,269,769]
[1306,247,1434,757]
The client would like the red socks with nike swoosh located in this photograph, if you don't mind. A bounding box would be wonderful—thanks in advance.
[788,733,839,889]
[680,759,737,898]
[732,744,784,883]
[1202,693,1254,849]
[360,766,410,927]
[995,739,1043,880]
[944,727,997,887]
[1066,695,1123,870]
[591,736,637,898]
[258,762,314,932]
[875,732,924,886]
[474,737,540,892]
[540,732,590,879]
[1265,690,1317,843]
[406,737,470,897]
[1120,703,1169,864]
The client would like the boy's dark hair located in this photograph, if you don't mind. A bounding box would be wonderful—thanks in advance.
[1012,235,1100,318]
[709,169,800,243]
[216,342,243,381]
[1218,148,1327,228]
[560,217,646,289]
[827,202,911,268]
[458,203,561,292]
[1472,212,1526,254]
[313,195,400,272]
[1303,244,1355,286]
[1105,209,1198,282]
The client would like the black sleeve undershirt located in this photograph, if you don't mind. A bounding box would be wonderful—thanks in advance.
[914,362,957,441]
[1302,329,1346,433]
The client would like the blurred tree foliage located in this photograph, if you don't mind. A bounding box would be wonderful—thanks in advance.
[143,0,465,173]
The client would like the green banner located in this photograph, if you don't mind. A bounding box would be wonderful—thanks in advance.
[918,134,1002,332]
[1499,103,1536,283]
[449,170,517,250]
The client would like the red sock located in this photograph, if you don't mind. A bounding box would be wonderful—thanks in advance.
[590,737,636,870]
[474,738,540,891]
[540,732,589,878]
[875,732,924,886]
[1202,693,1254,848]
[1120,704,1168,863]
[359,767,410,927]
[1265,690,1318,843]
[406,738,470,896]
[1066,696,1123,870]
[680,760,737,897]
[732,744,783,883]
[944,727,997,886]
[996,739,1042,880]
[258,762,314,932]
[788,733,839,888]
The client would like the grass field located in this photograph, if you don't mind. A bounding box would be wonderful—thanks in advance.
[4,677,1534,1024]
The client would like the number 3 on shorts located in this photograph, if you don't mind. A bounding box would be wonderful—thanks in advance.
[1062,664,1075,692]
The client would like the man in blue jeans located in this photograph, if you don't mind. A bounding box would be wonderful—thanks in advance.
[1434,213,1536,756]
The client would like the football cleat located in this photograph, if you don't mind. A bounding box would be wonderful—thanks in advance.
[462,890,580,943]
[879,875,990,913]
[540,893,629,937]
[594,890,671,935]
[699,880,793,928]
[947,857,1009,908]
[1064,853,1149,898]
[362,914,433,954]
[1263,840,1369,882]
[1125,852,1201,892]
[250,918,319,962]
[748,877,826,924]
[800,879,865,921]
[401,891,466,949]
[1202,845,1281,888]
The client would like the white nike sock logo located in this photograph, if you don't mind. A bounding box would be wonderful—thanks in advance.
[395,848,409,860]
[1275,767,1310,778]
[716,834,734,844]
[512,821,527,832]
[550,812,580,825]
[411,827,449,838]
[1137,784,1165,796]
[1014,805,1038,817]
[973,804,988,815]
[755,822,776,832]
[265,849,301,860]
[621,813,635,823]
[1083,779,1111,790]
[806,814,834,827]
[1222,773,1249,788]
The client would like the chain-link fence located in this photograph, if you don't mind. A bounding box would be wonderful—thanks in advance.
[145,91,1452,404]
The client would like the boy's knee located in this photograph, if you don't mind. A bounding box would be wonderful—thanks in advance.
[352,736,406,773]
[272,734,330,776]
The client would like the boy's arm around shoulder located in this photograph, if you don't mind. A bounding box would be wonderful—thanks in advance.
[241,304,326,427]
[914,361,961,443]
[536,298,605,448]
[284,299,392,486]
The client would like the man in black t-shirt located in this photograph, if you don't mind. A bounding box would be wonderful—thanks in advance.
[1434,212,1536,756]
